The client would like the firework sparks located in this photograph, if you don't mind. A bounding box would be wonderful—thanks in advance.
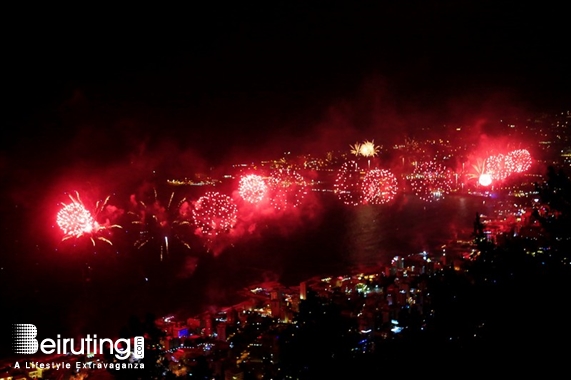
[56,191,121,246]
[505,149,532,174]
[362,168,398,205]
[467,158,487,180]
[409,161,452,202]
[485,154,509,181]
[466,158,493,187]
[359,140,380,158]
[192,191,238,237]
[350,142,361,157]
[238,174,268,204]
[267,168,308,211]
[478,173,492,187]
[130,189,191,260]
[334,160,363,206]
[57,200,96,237]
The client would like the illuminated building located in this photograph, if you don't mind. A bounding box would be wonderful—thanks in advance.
[290,293,301,313]
[22,366,47,380]
[186,318,201,333]
[225,307,238,326]
[300,281,307,300]
[224,366,244,380]
[202,312,213,336]
[172,325,189,339]
[216,322,227,341]
[270,288,285,320]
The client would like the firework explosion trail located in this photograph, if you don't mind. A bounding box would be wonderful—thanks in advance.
[267,168,308,211]
[362,168,398,205]
[56,191,122,246]
[238,174,268,204]
[130,189,191,261]
[466,158,488,182]
[464,158,493,187]
[350,142,361,157]
[334,160,363,206]
[409,161,452,202]
[361,139,380,169]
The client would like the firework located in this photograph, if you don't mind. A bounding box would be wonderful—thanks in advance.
[350,142,361,157]
[362,168,398,205]
[56,191,121,246]
[467,158,486,180]
[465,158,493,187]
[505,149,532,174]
[409,161,452,202]
[484,154,509,181]
[57,200,96,237]
[359,140,380,157]
[129,189,191,259]
[267,168,308,211]
[192,191,238,237]
[478,173,492,187]
[334,160,363,206]
[238,174,268,204]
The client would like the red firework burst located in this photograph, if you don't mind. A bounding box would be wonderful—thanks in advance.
[192,191,238,237]
[57,201,96,237]
[267,168,308,210]
[409,161,452,202]
[56,191,121,245]
[485,154,509,181]
[334,160,363,206]
[238,174,268,204]
[362,168,398,205]
[505,149,532,174]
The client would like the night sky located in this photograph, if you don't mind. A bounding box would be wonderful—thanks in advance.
[4,2,570,170]
[1,1,570,356]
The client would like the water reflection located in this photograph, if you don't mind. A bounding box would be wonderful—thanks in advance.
[343,194,492,266]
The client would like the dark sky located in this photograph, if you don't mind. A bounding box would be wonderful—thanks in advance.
[2,1,570,202]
